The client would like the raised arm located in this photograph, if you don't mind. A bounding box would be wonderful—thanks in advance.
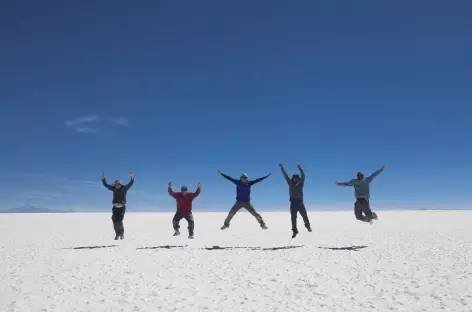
[218,170,239,184]
[168,182,178,199]
[101,172,113,190]
[279,164,291,184]
[124,172,135,190]
[366,165,386,183]
[297,164,305,184]
[191,183,201,199]
[249,173,271,186]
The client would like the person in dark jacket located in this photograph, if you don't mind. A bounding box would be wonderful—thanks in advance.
[101,171,134,240]
[335,165,386,224]
[218,169,270,230]
[168,181,201,239]
[279,163,311,238]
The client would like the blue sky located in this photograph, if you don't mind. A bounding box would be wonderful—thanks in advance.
[1,0,471,212]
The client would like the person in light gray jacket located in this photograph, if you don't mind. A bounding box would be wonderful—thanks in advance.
[335,165,386,224]
[279,163,311,238]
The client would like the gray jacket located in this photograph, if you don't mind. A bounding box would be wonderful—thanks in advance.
[337,167,384,200]
[281,166,305,201]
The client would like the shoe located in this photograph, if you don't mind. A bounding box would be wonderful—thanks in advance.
[120,234,124,240]
[372,213,378,220]
[188,233,194,239]
[173,230,180,236]
[292,230,298,238]
[220,225,229,230]
[306,226,312,232]
[261,224,268,230]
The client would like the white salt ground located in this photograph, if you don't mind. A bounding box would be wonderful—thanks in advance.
[1,210,471,312]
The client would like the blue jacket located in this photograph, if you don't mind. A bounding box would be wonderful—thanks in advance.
[220,173,270,202]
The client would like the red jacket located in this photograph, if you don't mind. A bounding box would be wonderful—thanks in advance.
[168,186,201,214]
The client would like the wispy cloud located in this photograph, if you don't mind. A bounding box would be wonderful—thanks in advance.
[64,115,129,134]
[4,171,163,211]
[10,171,101,188]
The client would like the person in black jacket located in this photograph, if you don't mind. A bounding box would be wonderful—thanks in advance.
[101,171,134,240]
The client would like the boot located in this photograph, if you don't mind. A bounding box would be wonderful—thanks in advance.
[292,229,298,238]
[173,229,180,236]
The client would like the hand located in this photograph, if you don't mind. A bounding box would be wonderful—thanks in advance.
[197,183,201,188]
[101,172,105,179]
[168,181,172,187]
[129,171,135,178]
[217,169,222,174]
[335,182,342,186]
[382,164,387,169]
[297,164,301,168]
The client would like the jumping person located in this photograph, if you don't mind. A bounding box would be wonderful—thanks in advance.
[218,170,270,230]
[101,171,134,240]
[279,163,311,238]
[335,165,386,224]
[168,181,201,239]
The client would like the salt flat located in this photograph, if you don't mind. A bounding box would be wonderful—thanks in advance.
[1,210,471,312]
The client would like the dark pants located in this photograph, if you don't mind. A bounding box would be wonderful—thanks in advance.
[111,206,126,235]
[290,199,310,232]
[224,201,265,226]
[172,211,195,234]
[354,198,375,222]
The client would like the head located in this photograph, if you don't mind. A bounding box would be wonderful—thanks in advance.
[356,172,364,180]
[291,174,300,184]
[240,173,248,183]
[113,179,122,189]
[181,186,188,194]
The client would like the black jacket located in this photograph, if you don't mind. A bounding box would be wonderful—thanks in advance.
[102,178,134,205]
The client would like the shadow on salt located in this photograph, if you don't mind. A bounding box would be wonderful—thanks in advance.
[202,245,305,251]
[61,245,118,250]
[135,245,305,251]
[317,245,367,251]
[136,245,188,250]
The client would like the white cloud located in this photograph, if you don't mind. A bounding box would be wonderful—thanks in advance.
[64,115,129,134]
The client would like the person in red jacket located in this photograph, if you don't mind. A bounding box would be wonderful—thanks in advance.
[168,181,201,239]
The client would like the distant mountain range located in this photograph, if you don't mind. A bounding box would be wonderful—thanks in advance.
[0,206,75,213]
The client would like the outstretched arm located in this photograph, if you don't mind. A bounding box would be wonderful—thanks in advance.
[249,173,271,186]
[366,165,386,183]
[191,183,201,199]
[168,182,178,199]
[125,172,135,190]
[279,164,291,184]
[218,170,239,184]
[297,164,305,184]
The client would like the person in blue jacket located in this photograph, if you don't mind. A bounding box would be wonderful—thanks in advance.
[218,169,270,230]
